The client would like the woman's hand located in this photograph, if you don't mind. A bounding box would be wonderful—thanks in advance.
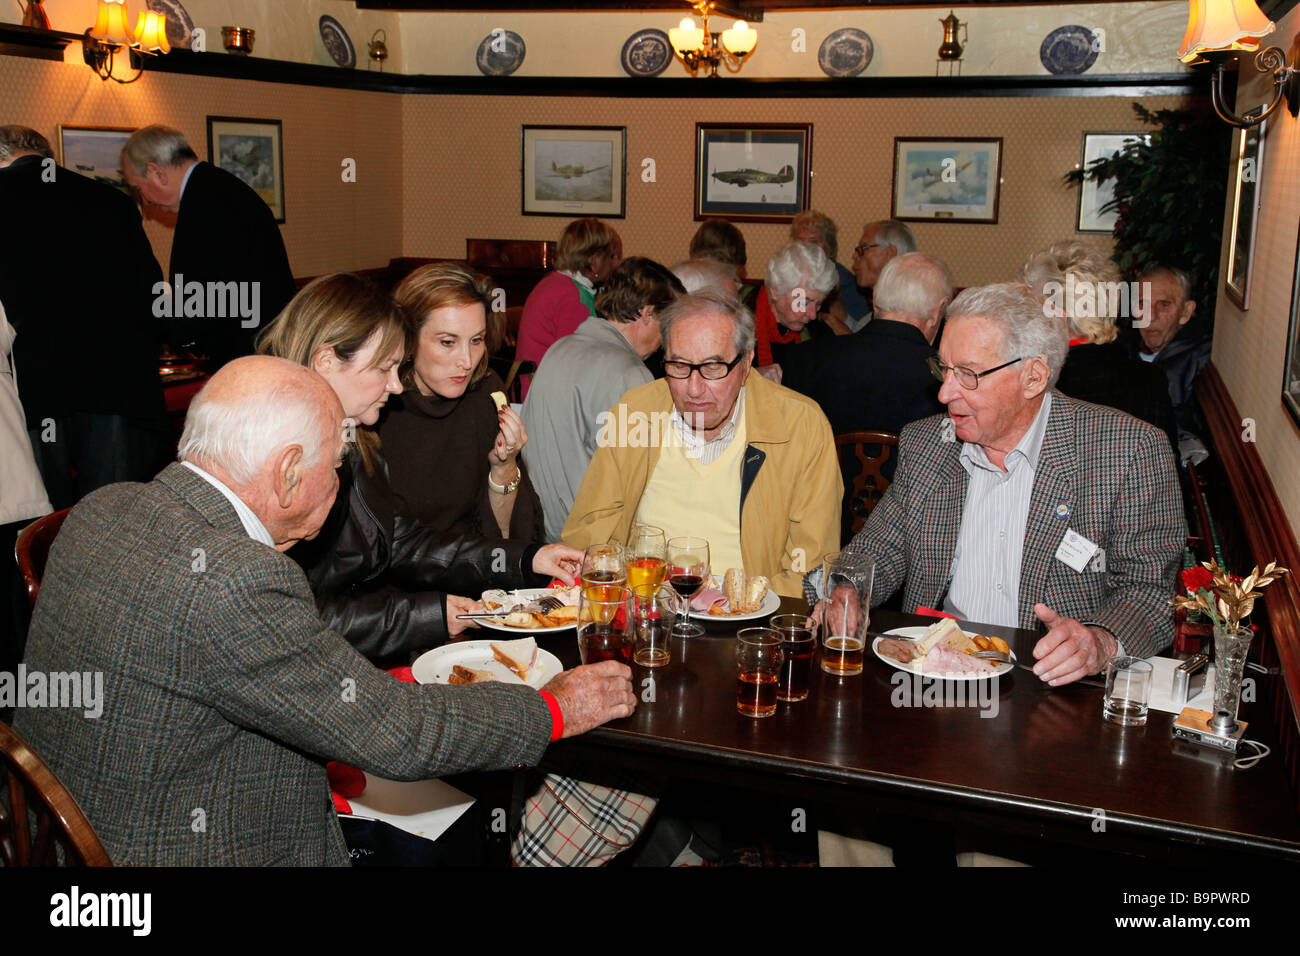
[446,595,482,637]
[489,405,528,473]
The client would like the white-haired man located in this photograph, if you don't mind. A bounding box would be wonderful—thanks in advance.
[753,241,839,383]
[807,283,1185,684]
[852,219,917,327]
[565,290,841,598]
[121,125,296,369]
[14,356,634,865]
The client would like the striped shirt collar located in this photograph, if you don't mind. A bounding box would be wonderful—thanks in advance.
[181,460,275,547]
[670,388,746,464]
[959,391,1053,476]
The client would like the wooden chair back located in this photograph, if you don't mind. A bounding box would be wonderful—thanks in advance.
[835,431,899,544]
[13,507,70,609]
[0,721,112,866]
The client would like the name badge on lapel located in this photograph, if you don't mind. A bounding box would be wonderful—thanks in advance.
[1055,528,1099,573]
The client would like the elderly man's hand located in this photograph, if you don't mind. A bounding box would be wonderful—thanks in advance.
[533,543,583,584]
[542,661,636,737]
[1030,603,1118,686]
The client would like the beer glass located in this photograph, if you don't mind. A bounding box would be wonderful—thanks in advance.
[626,525,667,592]
[578,585,633,665]
[820,553,874,676]
[736,628,784,718]
[631,583,675,668]
[771,613,817,702]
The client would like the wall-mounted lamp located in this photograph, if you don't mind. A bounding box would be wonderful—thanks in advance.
[82,0,170,84]
[1178,0,1299,127]
[669,1,757,78]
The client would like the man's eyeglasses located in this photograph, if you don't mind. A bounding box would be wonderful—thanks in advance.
[663,354,745,381]
[852,242,886,257]
[927,355,1026,390]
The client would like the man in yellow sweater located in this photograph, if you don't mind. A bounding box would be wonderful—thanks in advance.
[563,289,842,597]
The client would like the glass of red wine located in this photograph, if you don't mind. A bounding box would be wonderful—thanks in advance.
[666,536,709,638]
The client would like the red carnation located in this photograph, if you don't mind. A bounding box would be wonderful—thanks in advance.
[1182,566,1214,593]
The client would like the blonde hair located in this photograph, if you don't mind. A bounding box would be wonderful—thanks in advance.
[790,210,838,260]
[393,262,493,391]
[1021,240,1121,344]
[556,218,620,273]
[256,273,409,473]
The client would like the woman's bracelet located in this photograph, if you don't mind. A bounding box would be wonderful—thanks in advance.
[488,467,521,495]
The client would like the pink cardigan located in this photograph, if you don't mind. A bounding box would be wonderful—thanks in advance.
[516,272,594,398]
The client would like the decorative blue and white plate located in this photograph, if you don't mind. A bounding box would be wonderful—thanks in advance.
[476,29,526,76]
[145,0,194,50]
[621,28,672,77]
[319,15,356,69]
[818,27,873,78]
[1039,25,1099,75]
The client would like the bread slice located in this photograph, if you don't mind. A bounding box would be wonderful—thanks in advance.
[741,574,769,613]
[916,618,976,656]
[543,605,579,627]
[448,665,497,685]
[723,568,744,610]
[490,391,509,412]
[721,568,769,613]
[491,637,538,681]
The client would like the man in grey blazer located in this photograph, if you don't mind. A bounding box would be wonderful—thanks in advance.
[807,283,1185,686]
[14,357,634,865]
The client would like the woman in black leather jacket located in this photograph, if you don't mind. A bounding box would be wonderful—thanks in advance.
[257,273,581,668]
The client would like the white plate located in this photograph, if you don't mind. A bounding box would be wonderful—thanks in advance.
[476,587,577,634]
[872,626,1015,680]
[411,640,562,689]
[688,586,781,621]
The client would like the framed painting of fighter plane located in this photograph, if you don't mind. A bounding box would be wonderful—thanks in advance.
[57,125,136,195]
[206,116,285,223]
[694,123,812,223]
[521,126,626,218]
[891,137,1002,224]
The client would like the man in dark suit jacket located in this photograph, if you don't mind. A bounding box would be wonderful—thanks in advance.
[781,252,951,479]
[0,126,168,509]
[14,357,634,865]
[121,125,296,371]
[806,284,1185,685]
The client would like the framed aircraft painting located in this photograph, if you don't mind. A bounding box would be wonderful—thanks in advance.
[891,137,1002,224]
[695,123,812,223]
[521,126,626,218]
[207,116,285,223]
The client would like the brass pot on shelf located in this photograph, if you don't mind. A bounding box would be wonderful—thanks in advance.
[221,26,255,56]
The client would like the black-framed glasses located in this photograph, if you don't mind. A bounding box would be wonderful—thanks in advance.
[852,242,885,257]
[663,354,745,381]
[927,355,1026,390]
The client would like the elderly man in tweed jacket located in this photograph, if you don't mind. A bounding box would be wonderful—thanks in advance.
[14,357,634,865]
[807,283,1185,686]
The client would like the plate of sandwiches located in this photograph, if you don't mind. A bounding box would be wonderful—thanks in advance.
[688,568,780,620]
[872,618,1016,680]
[476,586,581,633]
[412,637,561,689]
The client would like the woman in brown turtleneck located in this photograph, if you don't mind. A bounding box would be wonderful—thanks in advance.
[379,262,544,543]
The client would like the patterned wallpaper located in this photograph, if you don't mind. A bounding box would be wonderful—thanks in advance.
[402,92,1194,292]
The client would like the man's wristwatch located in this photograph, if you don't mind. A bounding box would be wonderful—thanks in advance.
[488,468,521,495]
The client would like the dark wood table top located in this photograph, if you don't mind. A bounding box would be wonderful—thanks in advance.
[536,597,1300,860]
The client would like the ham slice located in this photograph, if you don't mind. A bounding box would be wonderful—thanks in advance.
[920,645,996,675]
[877,638,917,664]
[691,588,725,612]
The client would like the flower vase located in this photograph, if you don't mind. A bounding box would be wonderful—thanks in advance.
[1212,624,1253,722]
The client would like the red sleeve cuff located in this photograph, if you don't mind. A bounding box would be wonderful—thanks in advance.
[538,690,563,741]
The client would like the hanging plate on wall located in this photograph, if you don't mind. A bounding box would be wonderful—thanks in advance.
[145,0,194,50]
[476,30,526,76]
[1040,25,1100,75]
[621,28,673,77]
[818,28,873,78]
[320,15,356,69]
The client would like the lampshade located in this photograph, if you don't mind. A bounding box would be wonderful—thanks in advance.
[132,11,171,53]
[1178,0,1275,63]
[721,21,757,55]
[669,17,705,55]
[90,0,134,46]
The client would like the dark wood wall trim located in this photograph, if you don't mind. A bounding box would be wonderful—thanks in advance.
[1198,363,1300,812]
[0,23,78,62]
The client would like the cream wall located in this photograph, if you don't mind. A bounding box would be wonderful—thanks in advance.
[6,1,1189,78]
[1211,10,1300,536]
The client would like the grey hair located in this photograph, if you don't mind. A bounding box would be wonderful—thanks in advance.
[659,288,756,358]
[178,380,325,486]
[790,210,838,260]
[1022,240,1122,344]
[671,258,739,296]
[766,241,838,296]
[120,125,198,176]
[1138,263,1193,302]
[0,126,53,162]
[874,252,954,318]
[947,282,1069,387]
[867,219,917,255]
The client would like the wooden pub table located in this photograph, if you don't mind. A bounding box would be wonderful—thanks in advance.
[533,597,1300,864]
